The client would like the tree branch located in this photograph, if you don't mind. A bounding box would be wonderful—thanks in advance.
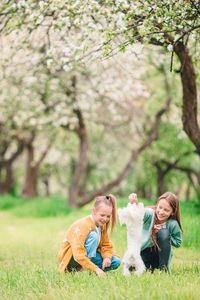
[78,95,171,207]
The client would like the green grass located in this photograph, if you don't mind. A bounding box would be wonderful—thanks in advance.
[0,195,72,217]
[0,196,200,300]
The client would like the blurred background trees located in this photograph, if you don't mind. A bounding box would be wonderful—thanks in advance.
[0,0,199,207]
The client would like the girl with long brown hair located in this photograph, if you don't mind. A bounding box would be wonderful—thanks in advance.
[129,192,183,273]
[58,194,120,277]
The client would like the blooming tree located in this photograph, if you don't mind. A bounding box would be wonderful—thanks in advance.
[1,0,191,205]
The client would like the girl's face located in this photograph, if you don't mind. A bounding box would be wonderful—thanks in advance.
[156,199,173,223]
[92,204,112,227]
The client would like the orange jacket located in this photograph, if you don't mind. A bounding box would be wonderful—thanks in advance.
[58,215,114,273]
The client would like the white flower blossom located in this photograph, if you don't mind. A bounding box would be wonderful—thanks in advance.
[63,64,70,71]
[167,44,173,52]
[39,1,44,9]
[29,118,37,126]
[61,57,69,64]
[59,117,69,126]
[35,15,44,25]
[46,59,53,67]
[17,0,26,8]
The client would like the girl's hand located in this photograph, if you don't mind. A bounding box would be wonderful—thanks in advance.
[102,258,111,270]
[95,267,106,277]
[128,193,138,204]
[153,224,163,233]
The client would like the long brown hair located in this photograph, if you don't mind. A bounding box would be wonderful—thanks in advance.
[94,194,117,234]
[152,192,183,249]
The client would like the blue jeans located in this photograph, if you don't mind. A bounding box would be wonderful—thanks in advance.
[91,252,120,272]
[68,230,120,272]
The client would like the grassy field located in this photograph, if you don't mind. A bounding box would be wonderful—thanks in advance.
[0,196,200,300]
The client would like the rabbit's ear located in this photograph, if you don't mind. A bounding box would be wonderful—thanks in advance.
[117,208,128,226]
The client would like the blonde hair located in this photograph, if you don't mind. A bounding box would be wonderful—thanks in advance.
[94,194,117,234]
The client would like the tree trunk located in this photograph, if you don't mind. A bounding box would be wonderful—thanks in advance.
[0,164,14,194]
[43,177,50,197]
[150,25,200,154]
[0,139,24,194]
[153,162,170,197]
[22,144,38,198]
[78,164,94,197]
[22,166,38,198]
[22,134,52,198]
[174,42,200,154]
[185,182,191,202]
[134,182,153,199]
[68,109,88,207]
[156,168,167,197]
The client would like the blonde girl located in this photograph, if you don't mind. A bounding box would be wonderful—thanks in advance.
[58,194,120,277]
